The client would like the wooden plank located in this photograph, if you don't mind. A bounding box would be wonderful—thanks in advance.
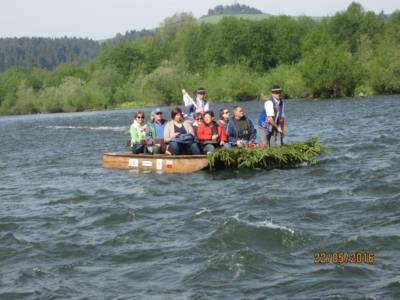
[102,153,208,173]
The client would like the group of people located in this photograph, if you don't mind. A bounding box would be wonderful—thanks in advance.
[129,86,285,155]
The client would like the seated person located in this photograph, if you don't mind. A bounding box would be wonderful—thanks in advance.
[164,107,201,155]
[226,106,257,147]
[130,111,147,153]
[197,110,229,154]
[192,112,203,136]
[146,108,167,154]
[218,108,230,130]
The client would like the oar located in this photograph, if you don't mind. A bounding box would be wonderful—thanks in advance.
[182,89,198,109]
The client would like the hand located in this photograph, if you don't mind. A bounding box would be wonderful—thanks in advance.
[237,140,242,147]
[196,107,204,113]
[277,126,283,134]
[211,134,218,141]
[174,132,180,138]
[220,141,225,146]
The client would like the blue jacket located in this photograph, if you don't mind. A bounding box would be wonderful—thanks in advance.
[226,117,256,145]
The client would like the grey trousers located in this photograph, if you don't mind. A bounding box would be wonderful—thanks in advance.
[258,127,283,147]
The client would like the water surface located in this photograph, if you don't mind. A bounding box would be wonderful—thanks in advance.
[1,96,399,299]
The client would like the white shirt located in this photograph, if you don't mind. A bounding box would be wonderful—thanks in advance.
[264,97,284,118]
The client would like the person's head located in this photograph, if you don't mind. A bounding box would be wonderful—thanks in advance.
[154,108,163,122]
[194,112,203,123]
[134,111,145,124]
[219,108,230,121]
[203,111,215,125]
[196,87,206,100]
[271,85,282,100]
[233,106,244,119]
[171,107,183,123]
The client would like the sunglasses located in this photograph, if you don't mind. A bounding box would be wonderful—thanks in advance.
[224,111,229,114]
[136,116,144,119]
[197,92,205,95]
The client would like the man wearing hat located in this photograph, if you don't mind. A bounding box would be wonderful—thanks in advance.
[183,87,210,120]
[257,85,285,147]
[146,108,167,154]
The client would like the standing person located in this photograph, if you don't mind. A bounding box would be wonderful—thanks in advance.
[164,107,201,155]
[183,87,210,120]
[146,108,167,154]
[258,85,285,147]
[130,111,147,154]
[197,111,229,154]
[218,108,230,130]
[226,106,256,148]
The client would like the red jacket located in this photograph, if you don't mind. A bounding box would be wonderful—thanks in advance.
[197,122,227,142]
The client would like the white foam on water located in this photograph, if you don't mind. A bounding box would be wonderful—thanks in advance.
[230,214,295,235]
[195,208,212,216]
[40,125,128,132]
[253,220,295,235]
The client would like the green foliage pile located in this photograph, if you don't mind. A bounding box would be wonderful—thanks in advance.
[1,3,400,115]
[207,138,330,170]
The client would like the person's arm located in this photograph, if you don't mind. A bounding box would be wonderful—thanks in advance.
[249,120,257,143]
[130,124,139,144]
[226,121,237,145]
[267,116,283,133]
[203,102,209,112]
[219,124,227,143]
[184,121,195,136]
[164,122,173,143]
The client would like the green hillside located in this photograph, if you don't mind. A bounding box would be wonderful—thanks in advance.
[199,13,271,23]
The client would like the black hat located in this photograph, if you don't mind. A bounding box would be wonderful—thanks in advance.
[196,87,206,94]
[271,85,282,92]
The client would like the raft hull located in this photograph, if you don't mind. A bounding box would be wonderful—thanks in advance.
[102,152,208,173]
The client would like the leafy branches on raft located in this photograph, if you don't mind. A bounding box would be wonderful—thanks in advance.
[207,138,330,170]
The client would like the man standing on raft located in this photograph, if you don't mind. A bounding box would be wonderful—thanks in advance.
[258,85,285,147]
[183,87,209,120]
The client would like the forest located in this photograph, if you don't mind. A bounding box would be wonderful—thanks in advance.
[0,2,399,115]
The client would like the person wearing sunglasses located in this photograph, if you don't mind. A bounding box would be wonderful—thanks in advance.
[146,108,167,154]
[183,87,210,120]
[192,112,203,136]
[218,108,230,130]
[258,85,285,147]
[130,111,147,154]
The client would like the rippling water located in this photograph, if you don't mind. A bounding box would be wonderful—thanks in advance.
[1,96,400,299]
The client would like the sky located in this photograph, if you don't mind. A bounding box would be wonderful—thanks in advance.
[1,0,398,40]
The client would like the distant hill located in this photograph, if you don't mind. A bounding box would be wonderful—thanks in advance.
[204,3,263,17]
[103,29,155,46]
[0,37,100,72]
[200,13,271,24]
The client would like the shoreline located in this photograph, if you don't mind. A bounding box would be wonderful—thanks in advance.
[0,93,396,118]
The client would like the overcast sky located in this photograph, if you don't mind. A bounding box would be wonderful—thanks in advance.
[1,0,398,40]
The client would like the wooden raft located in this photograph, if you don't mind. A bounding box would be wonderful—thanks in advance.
[102,153,208,173]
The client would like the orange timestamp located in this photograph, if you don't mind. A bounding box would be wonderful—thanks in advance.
[314,250,375,264]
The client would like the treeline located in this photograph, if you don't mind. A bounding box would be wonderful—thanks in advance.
[206,3,263,16]
[0,37,100,72]
[1,2,400,115]
[105,29,155,46]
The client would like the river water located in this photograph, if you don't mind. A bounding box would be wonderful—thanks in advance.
[0,96,399,299]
